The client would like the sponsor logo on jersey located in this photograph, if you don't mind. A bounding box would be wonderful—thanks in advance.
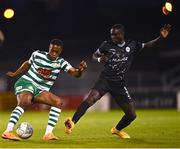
[37,68,52,78]
[28,86,34,91]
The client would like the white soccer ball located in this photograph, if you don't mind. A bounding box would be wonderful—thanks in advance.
[16,122,33,139]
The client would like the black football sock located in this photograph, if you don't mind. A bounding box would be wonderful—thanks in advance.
[72,100,90,124]
[115,115,133,131]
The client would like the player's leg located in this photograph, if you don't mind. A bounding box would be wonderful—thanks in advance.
[116,101,136,131]
[2,92,33,141]
[65,75,108,134]
[64,89,103,134]
[34,91,62,140]
[111,101,136,138]
[110,86,136,138]
[1,78,34,141]
[72,89,102,123]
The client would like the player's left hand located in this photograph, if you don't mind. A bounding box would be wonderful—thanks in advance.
[160,24,171,38]
[6,71,16,77]
[79,60,87,72]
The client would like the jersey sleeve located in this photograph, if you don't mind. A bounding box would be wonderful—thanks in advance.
[133,41,144,53]
[28,50,38,64]
[96,41,108,54]
[60,59,72,72]
[136,41,144,50]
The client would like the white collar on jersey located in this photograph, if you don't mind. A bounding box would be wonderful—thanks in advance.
[117,41,125,47]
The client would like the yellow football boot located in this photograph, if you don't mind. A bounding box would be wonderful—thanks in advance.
[42,133,59,141]
[1,131,21,141]
[111,127,130,139]
[64,117,75,134]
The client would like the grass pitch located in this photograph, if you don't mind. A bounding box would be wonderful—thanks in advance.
[0,109,180,148]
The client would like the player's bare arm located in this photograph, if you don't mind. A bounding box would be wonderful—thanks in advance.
[6,60,31,77]
[92,51,108,64]
[0,30,5,48]
[68,60,87,78]
[144,24,171,48]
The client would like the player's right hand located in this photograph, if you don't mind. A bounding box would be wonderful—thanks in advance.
[79,60,87,72]
[99,55,108,64]
[6,72,16,77]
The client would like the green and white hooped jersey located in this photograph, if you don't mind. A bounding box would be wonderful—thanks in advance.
[22,50,72,91]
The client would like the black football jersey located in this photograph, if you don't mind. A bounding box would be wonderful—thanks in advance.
[97,40,144,81]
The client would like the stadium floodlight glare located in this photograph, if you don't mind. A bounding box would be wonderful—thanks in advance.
[4,8,15,19]
[162,1,173,15]
[165,2,173,12]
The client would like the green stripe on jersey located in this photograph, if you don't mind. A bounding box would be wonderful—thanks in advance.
[25,73,52,88]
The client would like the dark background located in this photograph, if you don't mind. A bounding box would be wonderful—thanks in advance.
[0,0,179,100]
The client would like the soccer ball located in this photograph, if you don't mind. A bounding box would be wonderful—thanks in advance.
[16,122,33,139]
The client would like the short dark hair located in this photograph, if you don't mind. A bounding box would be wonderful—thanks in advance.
[50,39,64,46]
[111,24,125,33]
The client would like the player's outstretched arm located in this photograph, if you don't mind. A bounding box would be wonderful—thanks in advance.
[67,60,87,78]
[0,30,5,48]
[144,24,171,48]
[6,60,31,77]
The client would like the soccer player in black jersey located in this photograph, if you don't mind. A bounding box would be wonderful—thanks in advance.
[65,24,171,138]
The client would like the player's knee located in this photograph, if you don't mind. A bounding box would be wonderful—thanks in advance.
[86,97,98,106]
[86,90,101,106]
[18,98,32,109]
[17,94,32,109]
[55,97,63,108]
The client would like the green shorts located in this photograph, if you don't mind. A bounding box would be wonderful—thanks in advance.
[14,77,42,96]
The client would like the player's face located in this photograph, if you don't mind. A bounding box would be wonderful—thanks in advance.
[110,28,124,44]
[48,44,63,60]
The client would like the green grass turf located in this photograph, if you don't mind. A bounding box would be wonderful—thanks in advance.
[0,109,180,148]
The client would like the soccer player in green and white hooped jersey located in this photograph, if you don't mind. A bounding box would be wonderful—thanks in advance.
[1,39,87,141]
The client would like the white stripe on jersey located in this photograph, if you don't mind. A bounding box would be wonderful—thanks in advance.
[64,65,72,72]
[61,61,72,72]
[35,58,54,68]
[31,64,39,74]
[61,61,68,68]
[36,52,50,61]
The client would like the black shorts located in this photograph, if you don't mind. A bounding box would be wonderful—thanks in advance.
[92,75,132,105]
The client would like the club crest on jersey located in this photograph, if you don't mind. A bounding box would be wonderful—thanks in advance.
[125,47,130,52]
[28,86,34,91]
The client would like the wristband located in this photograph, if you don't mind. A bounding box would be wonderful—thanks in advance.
[97,57,101,63]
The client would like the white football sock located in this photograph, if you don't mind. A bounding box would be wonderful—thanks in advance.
[45,106,61,135]
[5,106,24,132]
